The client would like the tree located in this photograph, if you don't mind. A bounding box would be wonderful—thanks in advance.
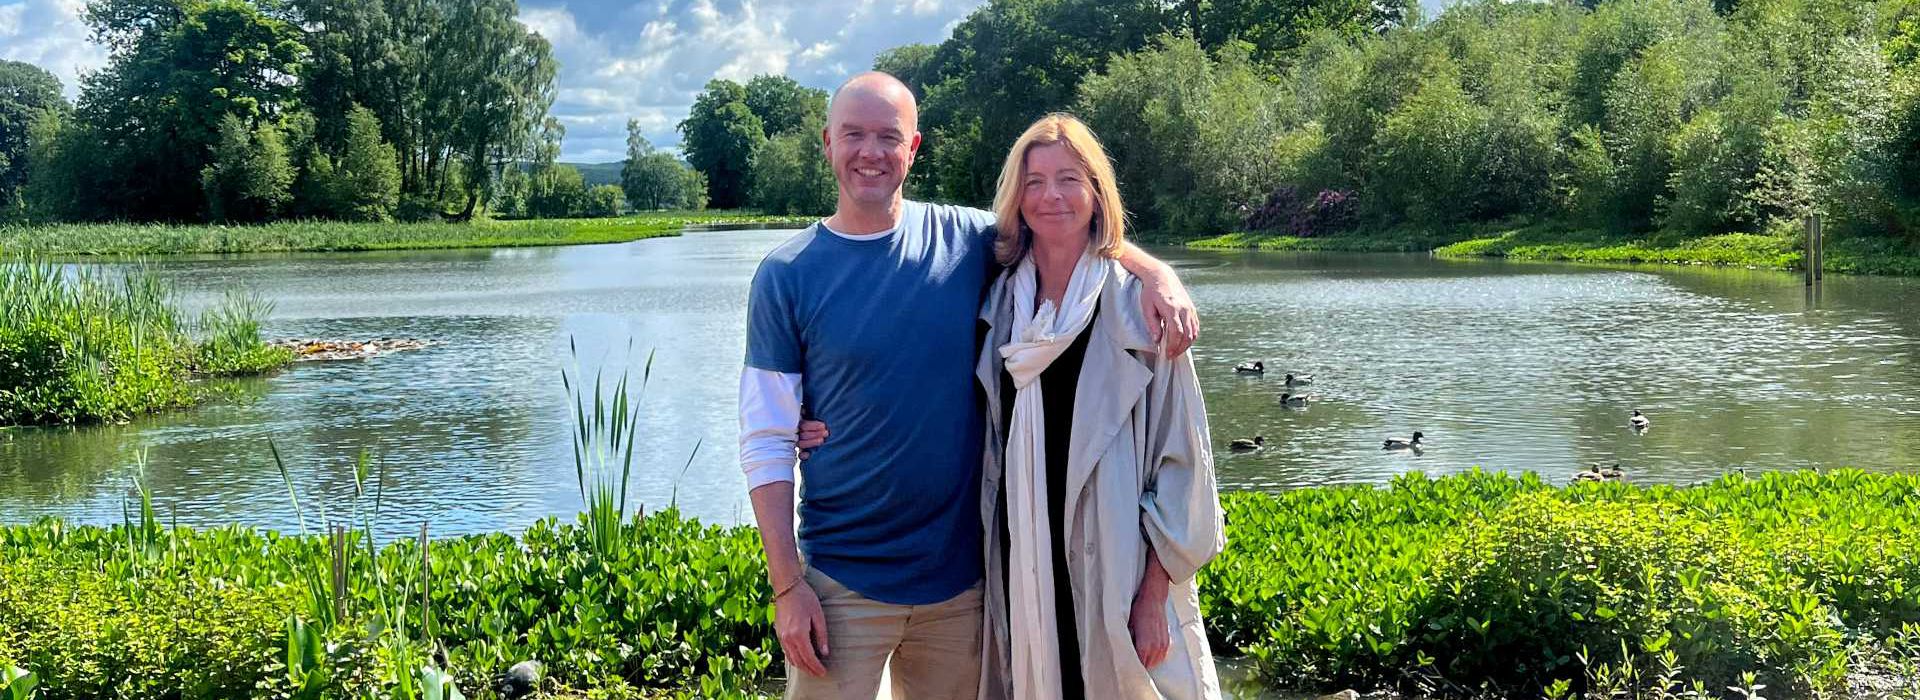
[874,44,939,98]
[0,61,68,217]
[528,165,586,217]
[914,0,1181,203]
[490,163,531,216]
[202,113,295,222]
[1371,56,1485,225]
[744,75,827,137]
[1078,36,1294,233]
[1193,0,1413,64]
[334,104,403,220]
[291,0,555,217]
[750,116,836,215]
[622,119,696,210]
[584,184,624,217]
[680,167,710,211]
[76,0,307,220]
[679,80,765,208]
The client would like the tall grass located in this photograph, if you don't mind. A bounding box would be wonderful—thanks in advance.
[0,258,292,425]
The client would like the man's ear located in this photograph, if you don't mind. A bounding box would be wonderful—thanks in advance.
[909,132,923,160]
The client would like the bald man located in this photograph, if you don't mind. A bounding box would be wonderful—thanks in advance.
[738,72,1198,700]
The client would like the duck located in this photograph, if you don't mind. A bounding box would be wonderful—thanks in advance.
[1283,373,1313,386]
[1229,436,1265,452]
[1574,463,1625,483]
[1629,410,1651,430]
[1235,361,1265,375]
[1279,393,1314,407]
[1382,431,1424,450]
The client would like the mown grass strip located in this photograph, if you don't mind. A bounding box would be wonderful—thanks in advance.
[0,211,814,257]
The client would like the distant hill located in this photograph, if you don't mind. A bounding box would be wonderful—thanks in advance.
[514,161,625,188]
[564,162,624,188]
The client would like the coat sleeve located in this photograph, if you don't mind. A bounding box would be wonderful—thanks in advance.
[1138,349,1225,585]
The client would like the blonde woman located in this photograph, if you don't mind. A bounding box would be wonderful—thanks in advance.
[974,113,1224,700]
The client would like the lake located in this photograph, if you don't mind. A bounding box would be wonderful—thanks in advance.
[2,229,1915,539]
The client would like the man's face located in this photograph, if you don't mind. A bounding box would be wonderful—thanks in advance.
[823,90,920,207]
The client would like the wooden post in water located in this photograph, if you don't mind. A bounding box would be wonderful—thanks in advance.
[1797,215,1812,285]
[1813,213,1824,281]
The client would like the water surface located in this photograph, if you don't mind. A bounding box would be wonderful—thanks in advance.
[1,230,1913,537]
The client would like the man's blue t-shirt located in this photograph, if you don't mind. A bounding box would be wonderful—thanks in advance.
[745,200,996,605]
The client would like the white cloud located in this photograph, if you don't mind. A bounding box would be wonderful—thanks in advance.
[519,0,987,161]
[0,4,25,35]
[0,0,109,99]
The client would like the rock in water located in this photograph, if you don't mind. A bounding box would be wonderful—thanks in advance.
[499,660,542,699]
[1317,692,1360,700]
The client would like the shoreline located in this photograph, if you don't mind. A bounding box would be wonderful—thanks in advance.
[1184,223,1920,277]
[0,211,814,257]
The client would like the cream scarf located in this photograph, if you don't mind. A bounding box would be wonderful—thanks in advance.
[999,249,1109,700]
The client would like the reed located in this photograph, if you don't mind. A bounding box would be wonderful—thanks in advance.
[0,258,292,425]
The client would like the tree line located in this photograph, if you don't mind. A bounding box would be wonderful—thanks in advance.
[11,0,1916,240]
[0,0,702,225]
[677,0,1920,243]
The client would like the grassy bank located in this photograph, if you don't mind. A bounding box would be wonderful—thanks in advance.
[1189,220,1920,277]
[0,260,291,426]
[3,470,1917,699]
[0,211,813,257]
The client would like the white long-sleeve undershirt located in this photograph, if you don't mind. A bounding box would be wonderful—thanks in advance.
[738,367,804,488]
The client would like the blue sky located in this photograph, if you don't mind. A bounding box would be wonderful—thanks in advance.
[1,0,1453,162]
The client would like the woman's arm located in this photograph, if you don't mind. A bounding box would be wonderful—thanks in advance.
[1138,350,1226,584]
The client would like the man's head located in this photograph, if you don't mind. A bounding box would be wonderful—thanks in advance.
[824,72,920,212]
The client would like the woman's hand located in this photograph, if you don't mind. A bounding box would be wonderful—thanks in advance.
[797,419,829,459]
[1130,549,1173,668]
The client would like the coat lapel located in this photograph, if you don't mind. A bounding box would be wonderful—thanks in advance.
[1063,268,1153,513]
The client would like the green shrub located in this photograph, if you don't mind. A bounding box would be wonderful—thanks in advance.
[1202,470,1544,686]
[1415,492,1846,694]
[1202,470,1920,695]
[0,509,777,699]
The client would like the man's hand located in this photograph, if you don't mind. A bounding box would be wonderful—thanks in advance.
[1114,244,1199,357]
[775,577,831,676]
[797,420,828,459]
[1141,268,1198,358]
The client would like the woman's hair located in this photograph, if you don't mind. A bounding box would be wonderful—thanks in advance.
[990,112,1128,266]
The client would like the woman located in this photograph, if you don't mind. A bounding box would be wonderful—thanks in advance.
[974,113,1224,700]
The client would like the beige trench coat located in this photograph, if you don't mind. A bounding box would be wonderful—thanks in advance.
[974,262,1226,700]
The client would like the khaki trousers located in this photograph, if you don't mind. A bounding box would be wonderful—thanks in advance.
[784,566,983,700]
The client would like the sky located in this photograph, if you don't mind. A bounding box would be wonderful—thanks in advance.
[1,0,1452,163]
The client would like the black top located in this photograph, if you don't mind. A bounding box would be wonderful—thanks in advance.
[997,307,1095,700]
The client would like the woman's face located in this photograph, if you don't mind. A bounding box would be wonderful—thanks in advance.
[1018,142,1096,251]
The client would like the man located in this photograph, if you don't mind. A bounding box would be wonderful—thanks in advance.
[738,72,1198,700]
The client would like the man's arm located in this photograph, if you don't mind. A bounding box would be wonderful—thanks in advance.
[749,481,829,676]
[1114,242,1200,357]
[737,367,831,677]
